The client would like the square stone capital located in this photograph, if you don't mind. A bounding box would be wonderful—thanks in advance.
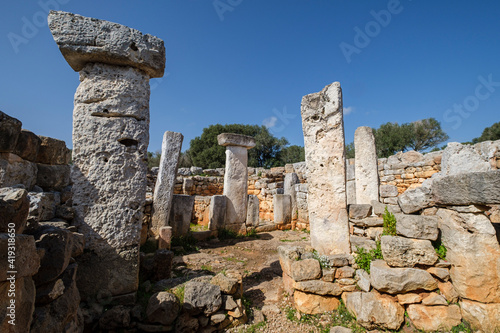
[217,133,256,149]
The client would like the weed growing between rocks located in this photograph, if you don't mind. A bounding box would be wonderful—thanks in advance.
[432,238,447,260]
[169,285,185,303]
[382,206,397,236]
[451,321,473,333]
[312,250,333,269]
[355,241,383,273]
[218,227,260,240]
[171,233,199,254]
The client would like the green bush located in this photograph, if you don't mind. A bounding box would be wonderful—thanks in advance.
[382,207,397,236]
[355,241,383,274]
[432,239,447,260]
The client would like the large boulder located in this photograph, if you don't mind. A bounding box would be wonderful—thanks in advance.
[0,111,22,153]
[27,192,60,223]
[370,260,437,294]
[36,164,70,191]
[293,290,340,314]
[407,304,461,331]
[183,282,222,316]
[0,153,37,189]
[395,214,439,241]
[397,184,433,214]
[0,234,40,282]
[343,291,404,330]
[380,236,438,267]
[0,276,36,333]
[146,292,180,325]
[35,136,71,165]
[441,141,497,176]
[13,130,41,162]
[437,209,500,303]
[290,259,321,282]
[0,187,29,233]
[460,299,500,333]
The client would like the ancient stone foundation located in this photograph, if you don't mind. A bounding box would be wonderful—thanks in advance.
[301,82,350,255]
[49,10,166,300]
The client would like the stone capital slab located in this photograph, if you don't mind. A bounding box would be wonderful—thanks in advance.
[217,133,256,149]
[48,10,165,78]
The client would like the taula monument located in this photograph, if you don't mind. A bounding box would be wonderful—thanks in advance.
[48,10,166,301]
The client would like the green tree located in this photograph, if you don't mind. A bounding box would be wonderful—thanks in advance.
[178,152,193,168]
[345,142,355,159]
[472,121,500,143]
[147,151,161,169]
[280,145,305,164]
[188,124,289,169]
[408,118,449,151]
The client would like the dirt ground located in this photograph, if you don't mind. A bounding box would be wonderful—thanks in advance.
[172,230,364,333]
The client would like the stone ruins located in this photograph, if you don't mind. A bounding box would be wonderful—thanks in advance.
[0,9,499,333]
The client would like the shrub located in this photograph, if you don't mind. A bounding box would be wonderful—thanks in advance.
[382,207,397,236]
[355,241,383,274]
[432,239,447,260]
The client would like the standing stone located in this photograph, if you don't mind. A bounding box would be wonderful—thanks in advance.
[209,195,226,231]
[273,194,292,225]
[158,226,172,250]
[284,173,299,220]
[151,131,183,235]
[49,10,165,300]
[169,195,194,237]
[218,133,256,229]
[246,195,259,227]
[301,82,350,254]
[354,126,379,204]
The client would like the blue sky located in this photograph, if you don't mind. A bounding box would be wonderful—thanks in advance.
[1,0,499,152]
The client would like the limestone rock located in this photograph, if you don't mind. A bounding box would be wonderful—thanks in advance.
[28,191,60,223]
[330,327,352,333]
[370,260,437,294]
[273,194,292,224]
[407,304,461,331]
[350,216,383,227]
[36,164,70,191]
[35,136,70,165]
[335,266,355,279]
[0,277,35,333]
[344,291,404,330]
[426,267,449,281]
[211,273,239,294]
[348,204,372,219]
[246,195,259,227]
[438,281,459,303]
[48,11,165,77]
[146,292,180,325]
[379,185,398,198]
[433,170,500,205]
[209,195,226,231]
[293,290,340,314]
[183,282,222,316]
[0,234,40,282]
[151,131,183,235]
[437,209,500,302]
[355,269,371,292]
[396,293,422,305]
[301,82,350,254]
[0,111,22,153]
[381,235,438,267]
[354,126,379,204]
[217,133,256,148]
[397,185,433,214]
[422,292,447,306]
[460,299,500,333]
[0,152,37,189]
[35,278,65,305]
[284,172,299,219]
[278,245,308,276]
[290,258,321,281]
[169,195,194,237]
[0,187,29,233]
[13,129,41,162]
[293,280,342,296]
[350,235,376,252]
[324,253,353,267]
[395,214,439,241]
[441,141,495,176]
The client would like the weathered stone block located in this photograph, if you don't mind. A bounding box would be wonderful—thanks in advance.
[273,194,291,225]
[0,277,35,333]
[246,195,259,227]
[146,292,179,325]
[0,153,37,189]
[348,204,372,219]
[355,126,379,204]
[293,280,342,296]
[290,258,321,282]
[35,136,70,165]
[217,133,256,148]
[407,304,461,332]
[379,185,398,198]
[209,195,226,231]
[0,187,29,233]
[294,290,340,314]
[0,111,21,153]
[169,195,194,237]
[13,129,41,162]
[395,214,439,241]
[0,234,39,282]
[36,164,70,191]
[381,235,438,267]
[183,282,222,316]
[370,260,437,294]
[460,299,500,333]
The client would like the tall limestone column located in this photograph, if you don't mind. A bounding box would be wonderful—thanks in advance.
[218,133,255,230]
[151,131,183,235]
[49,11,165,300]
[354,126,379,204]
[301,82,350,255]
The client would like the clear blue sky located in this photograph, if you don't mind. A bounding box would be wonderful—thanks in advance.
[1,0,499,152]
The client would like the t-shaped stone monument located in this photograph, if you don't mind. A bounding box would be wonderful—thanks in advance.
[301,82,351,255]
[49,11,165,301]
[218,133,255,230]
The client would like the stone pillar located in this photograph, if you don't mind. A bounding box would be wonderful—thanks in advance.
[346,159,357,205]
[284,173,299,220]
[209,195,227,231]
[158,226,172,250]
[49,11,165,300]
[301,82,350,255]
[354,126,379,204]
[218,133,256,229]
[151,131,183,235]
[246,195,260,227]
[169,195,195,237]
[273,194,292,225]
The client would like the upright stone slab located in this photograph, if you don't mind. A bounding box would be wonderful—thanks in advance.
[218,133,256,230]
[151,131,183,235]
[274,194,292,225]
[284,173,299,220]
[49,11,165,300]
[301,82,350,255]
[209,195,227,231]
[354,126,379,204]
[246,195,260,227]
[169,195,195,237]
